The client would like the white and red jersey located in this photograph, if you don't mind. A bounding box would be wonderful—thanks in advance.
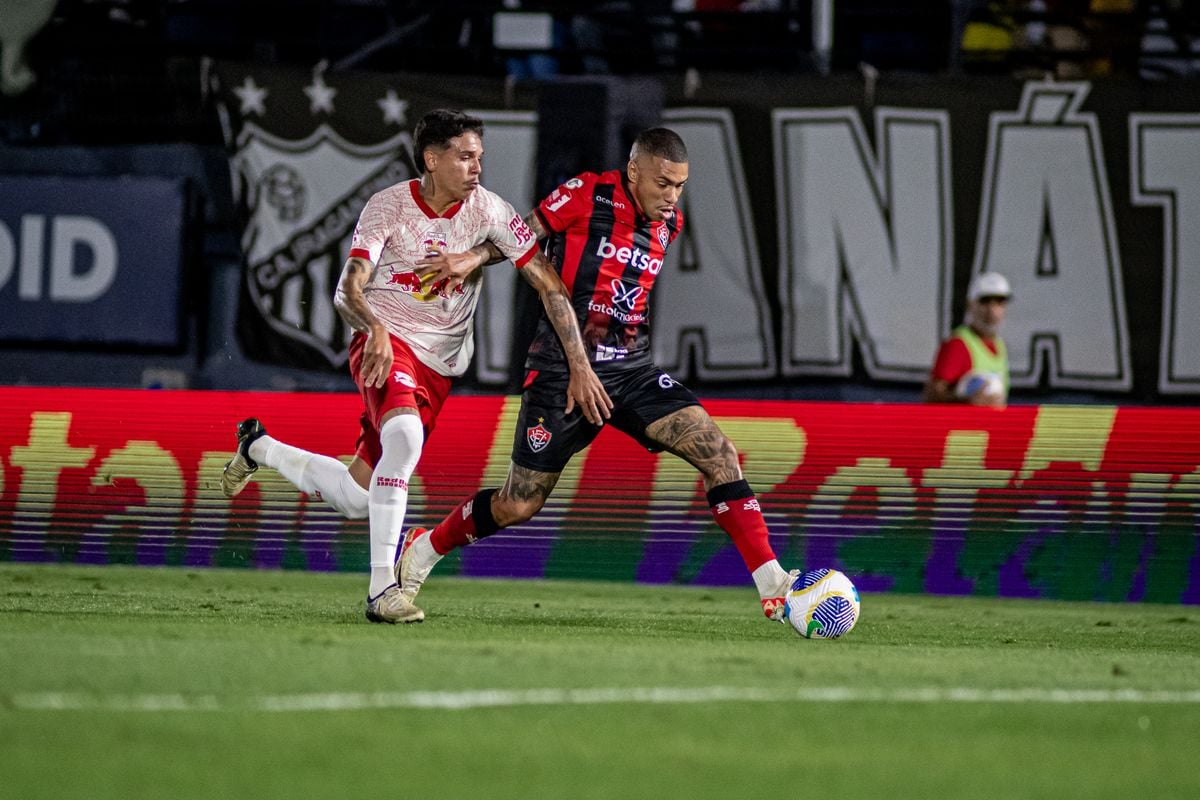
[348,179,539,377]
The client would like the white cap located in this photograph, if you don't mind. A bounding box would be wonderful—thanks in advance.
[967,272,1012,302]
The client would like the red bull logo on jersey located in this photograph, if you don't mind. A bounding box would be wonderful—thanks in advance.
[595,235,662,275]
[386,269,424,292]
[384,267,463,301]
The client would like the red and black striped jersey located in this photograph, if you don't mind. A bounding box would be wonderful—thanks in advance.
[527,169,683,370]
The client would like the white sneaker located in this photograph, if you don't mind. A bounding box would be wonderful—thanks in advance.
[760,569,800,622]
[365,584,424,624]
[220,418,267,498]
[396,527,441,601]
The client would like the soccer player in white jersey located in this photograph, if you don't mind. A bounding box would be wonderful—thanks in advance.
[221,109,612,624]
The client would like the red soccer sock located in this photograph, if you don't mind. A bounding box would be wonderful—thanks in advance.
[429,488,499,555]
[707,480,776,573]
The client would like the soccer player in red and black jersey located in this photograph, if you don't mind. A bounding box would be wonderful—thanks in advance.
[402,127,800,624]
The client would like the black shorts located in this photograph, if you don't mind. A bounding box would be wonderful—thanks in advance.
[512,360,701,473]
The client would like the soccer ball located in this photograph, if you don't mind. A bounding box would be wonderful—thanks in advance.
[955,371,1005,402]
[783,569,861,639]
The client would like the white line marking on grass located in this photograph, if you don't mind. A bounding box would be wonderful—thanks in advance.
[9,686,1200,713]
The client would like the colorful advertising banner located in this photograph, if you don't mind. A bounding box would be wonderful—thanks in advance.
[1,387,1196,603]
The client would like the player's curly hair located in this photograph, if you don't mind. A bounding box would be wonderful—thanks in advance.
[414,109,485,174]
[630,127,688,163]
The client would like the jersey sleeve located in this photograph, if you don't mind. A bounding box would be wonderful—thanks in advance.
[348,191,388,264]
[484,191,540,268]
[931,337,972,384]
[535,172,596,235]
[665,207,684,246]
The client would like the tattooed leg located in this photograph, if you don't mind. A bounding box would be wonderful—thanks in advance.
[492,462,563,527]
[644,405,742,491]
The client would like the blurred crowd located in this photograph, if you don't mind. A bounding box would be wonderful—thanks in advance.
[2,0,1198,98]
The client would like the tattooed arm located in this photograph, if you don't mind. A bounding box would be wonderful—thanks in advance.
[416,211,546,292]
[520,250,613,425]
[334,255,392,389]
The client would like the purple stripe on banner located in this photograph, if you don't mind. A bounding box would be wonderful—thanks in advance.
[636,531,697,584]
[460,523,559,579]
[925,520,975,595]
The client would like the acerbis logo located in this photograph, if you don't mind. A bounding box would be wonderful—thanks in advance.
[595,235,662,275]
[657,373,679,389]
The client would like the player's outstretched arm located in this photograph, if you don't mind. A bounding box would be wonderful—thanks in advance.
[334,256,392,389]
[416,212,547,293]
[521,252,613,425]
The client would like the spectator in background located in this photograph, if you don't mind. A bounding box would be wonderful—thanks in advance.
[923,272,1012,408]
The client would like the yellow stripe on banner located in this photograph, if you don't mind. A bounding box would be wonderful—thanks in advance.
[1019,406,1118,481]
[714,417,807,492]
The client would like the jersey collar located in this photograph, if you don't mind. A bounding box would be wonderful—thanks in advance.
[410,179,464,219]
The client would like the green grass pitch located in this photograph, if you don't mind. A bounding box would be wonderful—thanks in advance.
[2,564,1198,799]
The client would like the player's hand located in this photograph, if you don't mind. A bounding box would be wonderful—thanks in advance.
[417,247,482,295]
[564,365,613,426]
[361,326,394,389]
[969,392,1006,409]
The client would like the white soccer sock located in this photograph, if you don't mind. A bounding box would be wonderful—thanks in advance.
[409,529,442,572]
[367,414,424,597]
[251,436,369,519]
[751,559,791,597]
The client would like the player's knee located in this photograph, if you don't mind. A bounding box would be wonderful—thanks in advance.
[701,436,742,484]
[337,490,370,520]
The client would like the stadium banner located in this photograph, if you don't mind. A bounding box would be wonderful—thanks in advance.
[210,64,1200,402]
[1,387,1196,604]
[0,174,189,347]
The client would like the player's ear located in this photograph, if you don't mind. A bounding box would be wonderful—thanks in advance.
[627,159,638,181]
[423,148,437,173]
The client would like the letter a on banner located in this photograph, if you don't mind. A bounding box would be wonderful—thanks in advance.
[972,80,1131,391]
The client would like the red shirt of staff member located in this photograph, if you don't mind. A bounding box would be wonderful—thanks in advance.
[923,272,1012,408]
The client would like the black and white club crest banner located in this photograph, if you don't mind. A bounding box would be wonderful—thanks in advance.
[213,63,418,370]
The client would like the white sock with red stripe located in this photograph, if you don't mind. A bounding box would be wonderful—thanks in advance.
[367,414,424,597]
[251,436,369,519]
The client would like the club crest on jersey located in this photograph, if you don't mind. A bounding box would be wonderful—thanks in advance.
[526,418,552,452]
[229,120,413,367]
[657,224,669,248]
[421,230,448,253]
